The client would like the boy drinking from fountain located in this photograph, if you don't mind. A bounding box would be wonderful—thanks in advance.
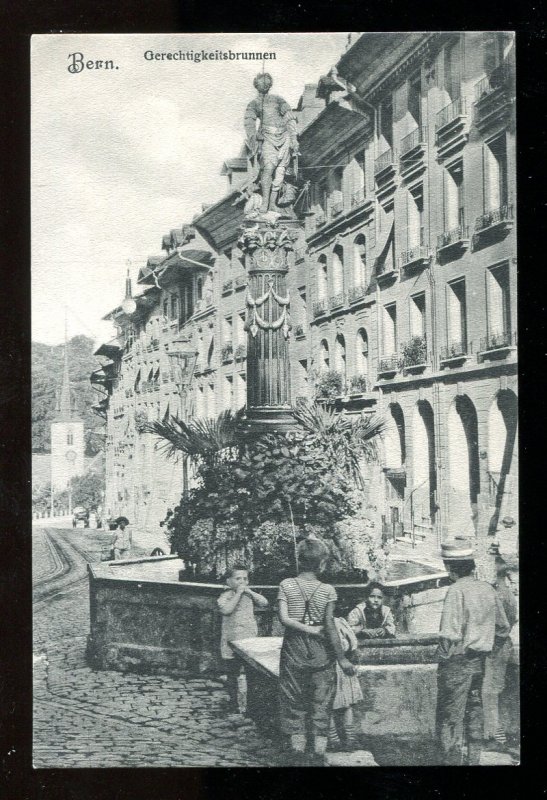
[217,564,268,714]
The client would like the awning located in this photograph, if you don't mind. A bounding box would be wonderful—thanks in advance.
[94,339,122,358]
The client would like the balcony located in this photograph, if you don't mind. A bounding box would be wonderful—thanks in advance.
[378,355,400,378]
[222,279,233,294]
[221,343,234,363]
[329,291,345,310]
[401,336,428,374]
[348,374,370,395]
[234,274,247,290]
[313,299,328,319]
[234,344,247,361]
[399,126,428,180]
[294,324,306,339]
[436,96,466,133]
[435,97,468,158]
[474,63,514,132]
[375,148,395,177]
[474,204,514,243]
[440,341,470,366]
[348,283,367,304]
[399,244,431,273]
[330,200,344,218]
[437,224,470,260]
[479,330,517,359]
[294,248,306,263]
[400,126,428,157]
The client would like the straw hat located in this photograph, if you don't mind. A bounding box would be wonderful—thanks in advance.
[441,538,475,561]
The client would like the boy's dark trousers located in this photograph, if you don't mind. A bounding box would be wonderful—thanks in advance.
[436,652,486,765]
[222,658,241,710]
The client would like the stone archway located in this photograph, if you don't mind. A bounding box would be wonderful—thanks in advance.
[488,390,518,535]
[447,395,480,538]
[411,401,437,537]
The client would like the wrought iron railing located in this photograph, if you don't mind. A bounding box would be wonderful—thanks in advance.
[474,62,512,103]
[480,331,517,351]
[400,126,427,156]
[329,291,345,309]
[378,355,400,374]
[348,283,366,303]
[374,148,394,175]
[222,279,233,293]
[435,96,466,132]
[313,299,328,318]
[399,245,431,268]
[475,204,513,232]
[437,224,469,249]
[440,341,469,360]
[349,374,370,393]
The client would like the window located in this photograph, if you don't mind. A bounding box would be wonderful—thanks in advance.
[225,376,234,410]
[320,339,330,371]
[332,246,344,294]
[444,161,464,231]
[334,334,347,383]
[408,74,422,127]
[170,293,179,320]
[356,149,367,195]
[355,329,369,375]
[207,337,215,369]
[447,278,467,349]
[487,264,511,338]
[484,135,508,210]
[317,255,328,300]
[299,358,309,390]
[444,38,461,100]
[67,432,73,445]
[236,311,245,344]
[379,97,393,149]
[163,298,169,319]
[223,316,233,343]
[197,278,203,301]
[407,185,425,248]
[410,293,426,339]
[353,235,367,286]
[383,303,397,355]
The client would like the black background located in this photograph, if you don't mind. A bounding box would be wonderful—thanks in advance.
[1,3,544,798]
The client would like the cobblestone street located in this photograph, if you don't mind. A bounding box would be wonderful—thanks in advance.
[33,527,274,768]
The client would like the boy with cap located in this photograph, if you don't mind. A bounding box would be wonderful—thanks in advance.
[435,539,510,765]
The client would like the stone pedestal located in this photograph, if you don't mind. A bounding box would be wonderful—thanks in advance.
[238,220,301,432]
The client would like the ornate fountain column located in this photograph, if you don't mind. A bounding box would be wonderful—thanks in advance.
[239,220,301,432]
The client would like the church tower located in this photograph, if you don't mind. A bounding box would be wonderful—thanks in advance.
[50,332,85,494]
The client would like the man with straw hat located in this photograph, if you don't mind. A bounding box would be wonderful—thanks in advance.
[435,538,510,765]
[111,516,132,560]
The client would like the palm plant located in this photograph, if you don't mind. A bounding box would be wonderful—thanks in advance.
[292,400,385,488]
[145,407,245,465]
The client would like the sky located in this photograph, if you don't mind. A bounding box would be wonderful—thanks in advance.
[31,32,352,347]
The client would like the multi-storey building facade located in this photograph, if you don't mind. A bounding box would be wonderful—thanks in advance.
[94,32,517,559]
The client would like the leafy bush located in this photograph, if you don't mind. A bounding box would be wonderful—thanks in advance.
[314,370,343,401]
[402,335,427,367]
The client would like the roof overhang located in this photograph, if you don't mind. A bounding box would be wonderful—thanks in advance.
[299,100,372,168]
[192,188,247,252]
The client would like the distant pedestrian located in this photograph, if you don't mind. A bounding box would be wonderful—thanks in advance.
[435,540,510,765]
[347,581,396,640]
[277,537,356,766]
[328,617,363,752]
[111,516,132,560]
[217,564,268,714]
[482,556,518,748]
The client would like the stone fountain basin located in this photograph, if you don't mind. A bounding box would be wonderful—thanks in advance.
[86,555,449,676]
